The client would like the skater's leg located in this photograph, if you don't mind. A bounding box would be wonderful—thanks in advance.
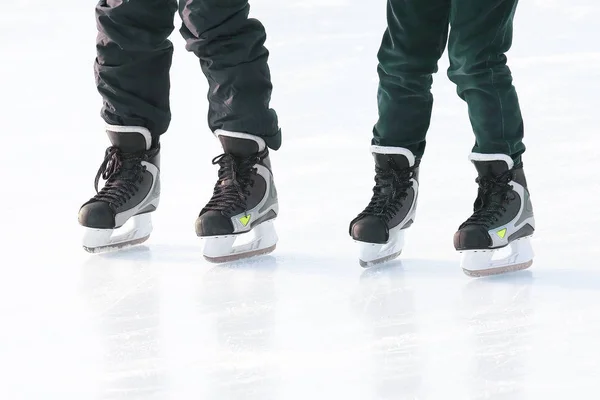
[447,0,533,276]
[177,0,280,261]
[178,0,281,150]
[447,0,525,162]
[95,0,178,136]
[373,0,451,158]
[349,0,449,267]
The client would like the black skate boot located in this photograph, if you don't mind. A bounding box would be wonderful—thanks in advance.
[349,146,419,267]
[454,153,535,277]
[196,130,278,263]
[78,126,160,253]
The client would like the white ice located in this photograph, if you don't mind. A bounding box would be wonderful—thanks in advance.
[2,1,600,398]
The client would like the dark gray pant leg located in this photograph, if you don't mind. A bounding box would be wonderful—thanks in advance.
[95,0,177,137]
[179,0,281,150]
[447,0,525,161]
[373,0,450,159]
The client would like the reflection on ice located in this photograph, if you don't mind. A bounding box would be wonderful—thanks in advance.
[198,257,280,399]
[461,271,534,399]
[352,263,423,399]
[81,248,168,400]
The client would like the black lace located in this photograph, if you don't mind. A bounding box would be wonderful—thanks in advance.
[91,146,154,210]
[202,150,265,216]
[462,169,515,227]
[358,158,416,223]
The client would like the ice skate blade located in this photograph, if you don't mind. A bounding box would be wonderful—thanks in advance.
[356,229,405,268]
[82,214,153,254]
[201,220,278,264]
[460,236,534,278]
[359,250,402,268]
[83,235,150,254]
[463,260,533,278]
[204,244,277,264]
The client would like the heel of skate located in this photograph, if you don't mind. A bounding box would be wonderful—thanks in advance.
[201,220,278,263]
[460,236,534,277]
[82,213,153,253]
[357,230,405,268]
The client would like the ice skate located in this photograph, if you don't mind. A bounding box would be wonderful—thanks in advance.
[455,153,535,277]
[196,130,278,263]
[349,146,419,268]
[78,126,160,253]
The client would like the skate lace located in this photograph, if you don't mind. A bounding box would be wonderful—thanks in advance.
[203,149,266,216]
[358,159,416,223]
[462,170,515,227]
[91,146,154,210]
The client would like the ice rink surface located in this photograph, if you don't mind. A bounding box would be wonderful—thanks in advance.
[2,1,600,398]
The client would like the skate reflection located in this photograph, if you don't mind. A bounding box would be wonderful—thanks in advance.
[199,256,279,399]
[80,247,168,400]
[461,271,534,399]
[352,263,423,399]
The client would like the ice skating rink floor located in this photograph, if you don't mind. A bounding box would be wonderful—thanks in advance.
[2,1,600,398]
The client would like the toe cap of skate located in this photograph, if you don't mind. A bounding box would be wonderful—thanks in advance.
[196,211,235,237]
[350,216,388,244]
[78,201,115,229]
[453,225,492,250]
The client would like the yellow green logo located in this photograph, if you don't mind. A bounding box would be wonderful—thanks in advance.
[497,228,507,239]
[240,215,251,226]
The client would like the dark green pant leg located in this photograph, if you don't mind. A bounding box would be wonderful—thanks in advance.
[373,0,451,158]
[179,0,281,150]
[95,0,177,136]
[447,0,525,161]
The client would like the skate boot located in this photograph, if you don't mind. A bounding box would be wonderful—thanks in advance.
[78,126,160,253]
[196,130,278,263]
[455,153,535,277]
[349,146,419,267]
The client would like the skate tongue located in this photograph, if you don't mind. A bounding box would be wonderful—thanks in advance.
[473,160,510,178]
[217,130,266,157]
[107,127,152,153]
[374,153,410,170]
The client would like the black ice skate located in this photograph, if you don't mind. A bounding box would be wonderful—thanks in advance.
[78,126,160,253]
[196,130,278,263]
[349,146,419,267]
[455,153,535,277]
